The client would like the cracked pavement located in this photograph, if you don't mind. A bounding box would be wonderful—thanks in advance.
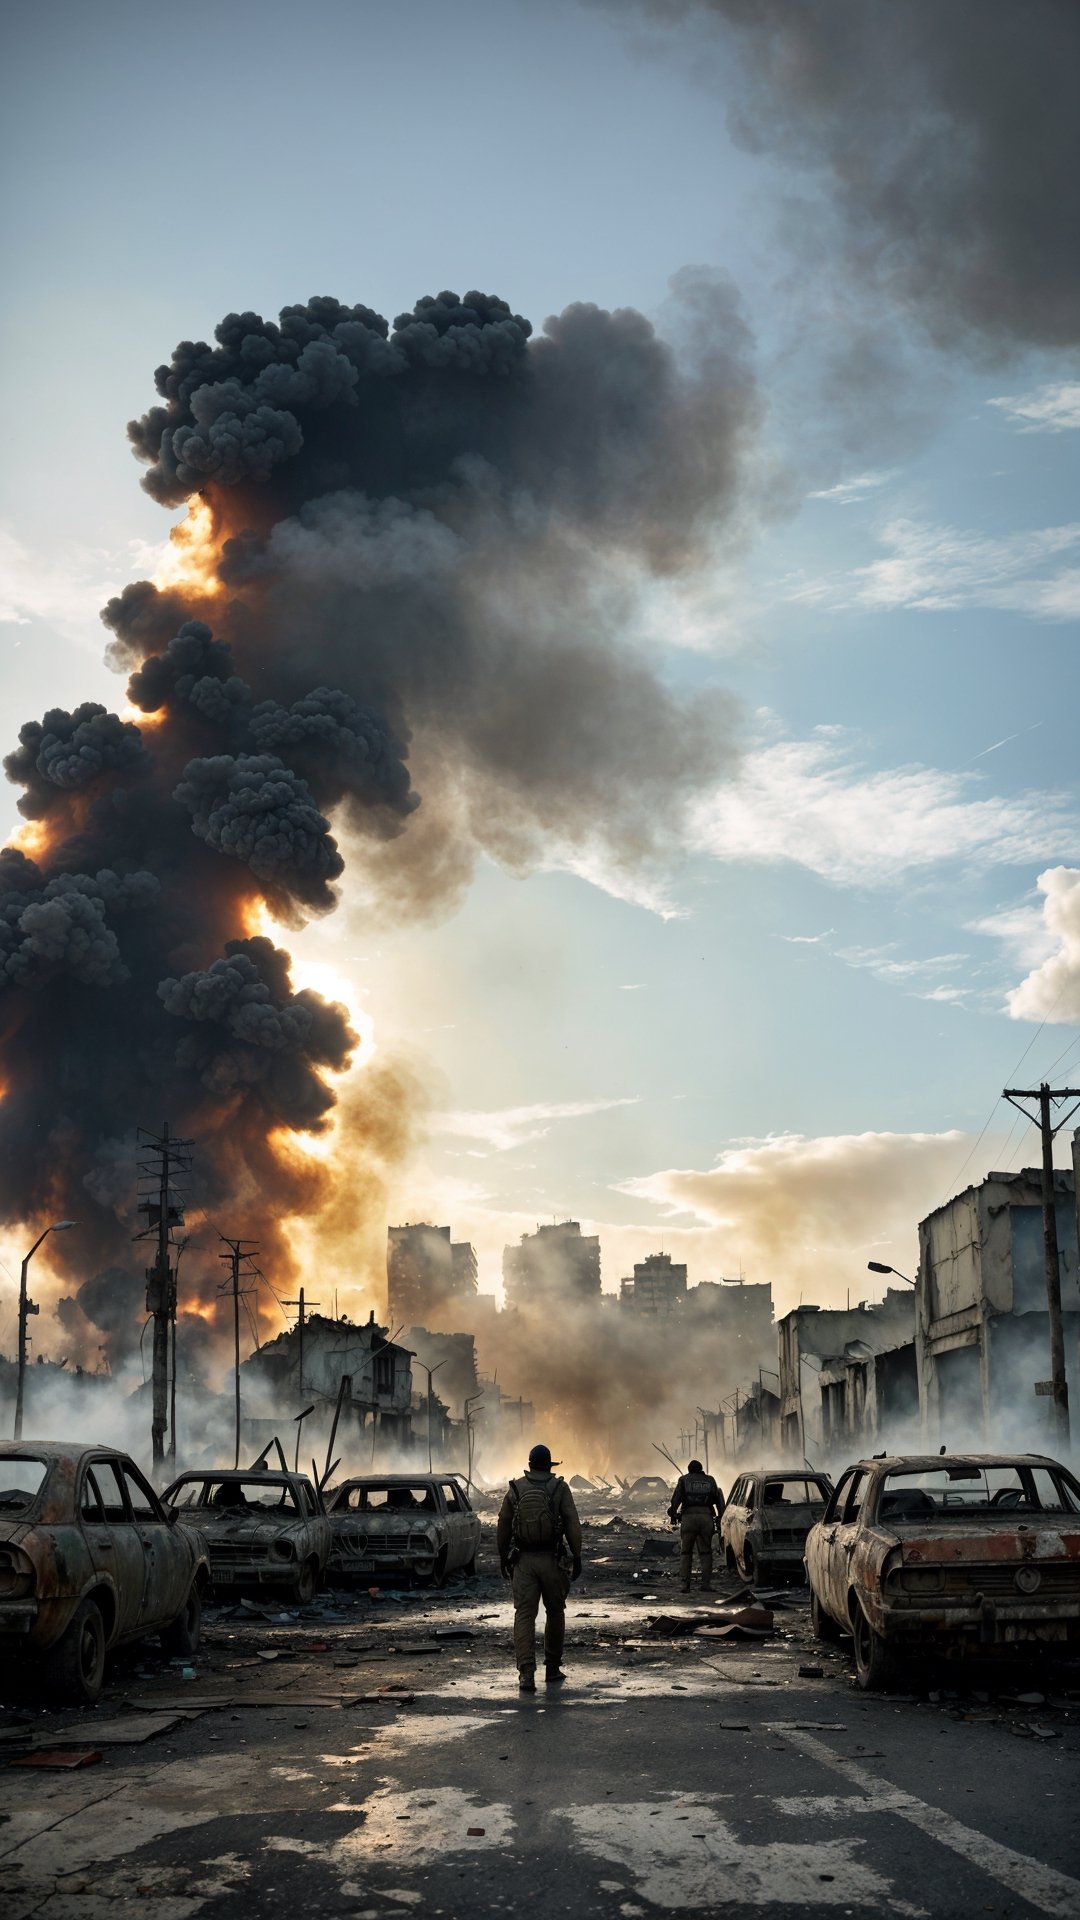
[2,1514,1079,1919]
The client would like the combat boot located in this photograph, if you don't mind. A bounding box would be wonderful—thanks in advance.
[545,1665,566,1684]
[518,1666,536,1692]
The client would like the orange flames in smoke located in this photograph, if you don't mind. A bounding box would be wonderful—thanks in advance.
[152,495,222,597]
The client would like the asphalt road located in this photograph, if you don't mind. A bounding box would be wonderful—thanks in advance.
[2,1525,1079,1920]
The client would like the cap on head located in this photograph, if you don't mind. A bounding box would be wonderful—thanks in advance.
[688,1459,704,1474]
[529,1443,555,1471]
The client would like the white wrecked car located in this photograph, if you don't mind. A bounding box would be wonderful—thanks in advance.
[162,1468,330,1606]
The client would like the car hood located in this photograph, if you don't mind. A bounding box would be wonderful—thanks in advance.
[196,1513,309,1543]
[332,1512,437,1533]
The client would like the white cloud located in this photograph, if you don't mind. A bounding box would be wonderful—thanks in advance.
[807,470,893,505]
[782,930,836,945]
[787,517,1080,623]
[433,1096,640,1154]
[999,868,1080,1023]
[616,1128,1008,1312]
[691,729,1080,887]
[541,844,687,920]
[987,382,1080,434]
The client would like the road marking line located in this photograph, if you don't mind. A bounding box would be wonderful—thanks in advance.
[781,1727,1080,1919]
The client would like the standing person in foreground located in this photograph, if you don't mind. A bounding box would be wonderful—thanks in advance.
[668,1458,724,1592]
[497,1443,583,1692]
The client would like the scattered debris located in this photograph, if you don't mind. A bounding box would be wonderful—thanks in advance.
[11,1750,102,1770]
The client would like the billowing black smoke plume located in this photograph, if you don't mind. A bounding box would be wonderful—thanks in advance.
[610,1,1080,353]
[1,283,758,1356]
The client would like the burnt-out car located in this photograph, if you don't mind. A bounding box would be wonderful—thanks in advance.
[721,1469,833,1582]
[326,1473,481,1587]
[162,1469,330,1605]
[805,1453,1080,1690]
[0,1441,209,1705]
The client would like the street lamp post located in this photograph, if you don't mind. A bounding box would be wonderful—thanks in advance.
[14,1221,76,1440]
[419,1361,447,1473]
[867,1261,915,1286]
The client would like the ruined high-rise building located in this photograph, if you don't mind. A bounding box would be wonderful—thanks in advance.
[619,1251,688,1315]
[502,1220,601,1307]
[387,1224,478,1327]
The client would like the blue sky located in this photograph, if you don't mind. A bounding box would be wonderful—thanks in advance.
[2,0,1078,1322]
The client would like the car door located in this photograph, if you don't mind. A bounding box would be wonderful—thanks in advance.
[80,1458,148,1639]
[440,1480,475,1568]
[830,1470,867,1620]
[721,1478,742,1560]
[808,1469,853,1623]
[120,1459,188,1631]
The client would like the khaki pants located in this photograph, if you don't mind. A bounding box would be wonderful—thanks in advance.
[680,1508,714,1588]
[511,1550,571,1670]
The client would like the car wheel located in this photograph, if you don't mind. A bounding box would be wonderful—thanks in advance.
[288,1559,318,1607]
[739,1540,758,1584]
[45,1596,106,1706]
[430,1547,449,1589]
[810,1587,842,1642]
[852,1601,896,1691]
[161,1580,202,1658]
[463,1552,478,1577]
[725,1546,737,1574]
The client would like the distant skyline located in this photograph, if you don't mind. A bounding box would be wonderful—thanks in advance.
[1,1,1077,1344]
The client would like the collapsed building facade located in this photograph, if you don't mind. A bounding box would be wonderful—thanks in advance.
[242,1310,414,1456]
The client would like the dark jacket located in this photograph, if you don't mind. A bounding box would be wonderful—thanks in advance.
[669,1471,723,1523]
[497,1471,583,1560]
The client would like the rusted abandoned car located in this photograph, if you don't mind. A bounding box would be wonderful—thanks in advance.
[162,1468,330,1604]
[0,1440,209,1705]
[326,1473,481,1586]
[805,1453,1080,1689]
[721,1469,833,1582]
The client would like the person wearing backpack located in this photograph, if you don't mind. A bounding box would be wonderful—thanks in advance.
[496,1443,583,1692]
[668,1459,724,1592]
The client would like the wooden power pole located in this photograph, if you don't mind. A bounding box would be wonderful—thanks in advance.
[1003,1083,1080,1446]
[137,1123,192,1473]
[219,1237,259,1468]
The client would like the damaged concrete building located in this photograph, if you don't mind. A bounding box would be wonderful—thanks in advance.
[916,1166,1080,1444]
[243,1310,414,1449]
[777,1290,916,1462]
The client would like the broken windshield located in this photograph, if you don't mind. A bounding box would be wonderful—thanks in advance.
[0,1456,47,1513]
[169,1478,301,1514]
[335,1483,439,1512]
[878,1463,1079,1521]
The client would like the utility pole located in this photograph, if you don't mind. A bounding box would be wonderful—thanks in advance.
[1003,1083,1080,1446]
[136,1124,192,1472]
[281,1287,320,1396]
[219,1237,259,1468]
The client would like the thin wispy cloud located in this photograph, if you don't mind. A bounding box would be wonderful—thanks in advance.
[987,382,1080,434]
[807,470,893,506]
[434,1095,641,1154]
[965,723,1042,765]
[786,517,1080,623]
[692,729,1080,888]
